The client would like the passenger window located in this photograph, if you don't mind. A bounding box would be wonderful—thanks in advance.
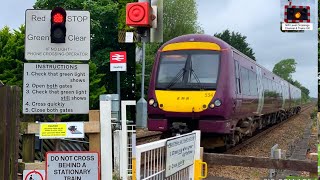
[249,71,257,96]
[234,60,241,94]
[240,67,250,95]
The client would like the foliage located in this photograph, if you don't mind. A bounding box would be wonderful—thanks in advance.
[272,59,310,103]
[272,58,297,82]
[214,29,256,60]
[0,26,25,87]
[136,0,203,99]
[163,0,203,42]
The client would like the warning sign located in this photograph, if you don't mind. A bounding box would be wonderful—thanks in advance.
[40,122,84,139]
[23,170,45,180]
[46,152,99,180]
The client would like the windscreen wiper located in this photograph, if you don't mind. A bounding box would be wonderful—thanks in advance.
[165,68,186,89]
[189,68,204,90]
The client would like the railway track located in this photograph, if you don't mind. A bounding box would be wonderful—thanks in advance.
[136,104,314,153]
[136,132,162,144]
[224,103,314,154]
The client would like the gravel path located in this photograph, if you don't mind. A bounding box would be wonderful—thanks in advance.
[206,106,315,180]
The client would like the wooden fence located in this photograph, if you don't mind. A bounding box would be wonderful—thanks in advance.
[0,85,20,180]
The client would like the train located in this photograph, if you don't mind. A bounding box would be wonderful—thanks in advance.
[147,34,302,149]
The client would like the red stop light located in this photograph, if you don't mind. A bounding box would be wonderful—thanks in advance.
[51,7,67,43]
[126,2,153,27]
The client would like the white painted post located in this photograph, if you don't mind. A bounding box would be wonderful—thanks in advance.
[269,144,278,178]
[100,100,113,180]
[189,130,201,179]
[120,100,136,180]
[113,130,121,175]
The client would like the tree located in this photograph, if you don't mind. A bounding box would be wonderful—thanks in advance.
[163,0,203,42]
[272,59,297,82]
[214,29,256,60]
[273,59,310,103]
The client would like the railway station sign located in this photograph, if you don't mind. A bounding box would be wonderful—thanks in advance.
[110,51,127,71]
[165,133,196,177]
[23,63,89,114]
[39,122,84,139]
[46,152,99,180]
[25,9,90,60]
[23,170,45,180]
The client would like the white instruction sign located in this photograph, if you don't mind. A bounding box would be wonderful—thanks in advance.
[23,63,89,114]
[46,152,99,180]
[165,133,196,177]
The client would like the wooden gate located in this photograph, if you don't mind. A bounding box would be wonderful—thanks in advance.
[0,85,20,180]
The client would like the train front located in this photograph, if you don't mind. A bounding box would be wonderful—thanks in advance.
[147,34,234,138]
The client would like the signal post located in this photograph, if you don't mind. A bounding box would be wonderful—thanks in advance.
[126,0,163,128]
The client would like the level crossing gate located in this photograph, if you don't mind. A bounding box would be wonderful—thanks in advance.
[133,131,207,180]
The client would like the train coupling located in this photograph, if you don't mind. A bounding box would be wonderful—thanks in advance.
[170,122,190,136]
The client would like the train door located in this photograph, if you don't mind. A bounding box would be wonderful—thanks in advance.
[234,60,242,114]
[256,66,264,115]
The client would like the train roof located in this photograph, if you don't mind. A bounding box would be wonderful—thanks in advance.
[159,34,301,92]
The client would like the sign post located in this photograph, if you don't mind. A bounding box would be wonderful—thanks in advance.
[110,51,127,119]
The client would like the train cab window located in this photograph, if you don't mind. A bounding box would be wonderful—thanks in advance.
[240,67,250,95]
[157,54,188,84]
[249,71,257,96]
[189,53,220,84]
[234,60,241,94]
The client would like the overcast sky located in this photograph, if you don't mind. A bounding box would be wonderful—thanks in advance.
[0,0,35,29]
[197,0,318,97]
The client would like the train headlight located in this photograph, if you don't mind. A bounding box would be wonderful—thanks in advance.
[149,99,155,105]
[153,102,158,107]
[214,99,222,107]
[209,103,215,109]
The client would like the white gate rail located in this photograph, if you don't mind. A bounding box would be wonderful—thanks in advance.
[133,131,207,180]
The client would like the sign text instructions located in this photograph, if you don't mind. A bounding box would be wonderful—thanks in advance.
[23,63,89,114]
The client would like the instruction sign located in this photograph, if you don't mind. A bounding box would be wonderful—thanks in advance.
[25,10,90,60]
[23,170,45,180]
[46,152,99,180]
[23,63,89,114]
[40,122,84,139]
[165,133,196,177]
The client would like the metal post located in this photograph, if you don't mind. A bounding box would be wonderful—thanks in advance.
[150,0,163,42]
[141,42,145,97]
[136,40,148,128]
[117,71,121,121]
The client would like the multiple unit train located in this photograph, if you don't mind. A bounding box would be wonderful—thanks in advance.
[147,34,302,148]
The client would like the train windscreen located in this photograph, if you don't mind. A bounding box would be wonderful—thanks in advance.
[156,50,220,90]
